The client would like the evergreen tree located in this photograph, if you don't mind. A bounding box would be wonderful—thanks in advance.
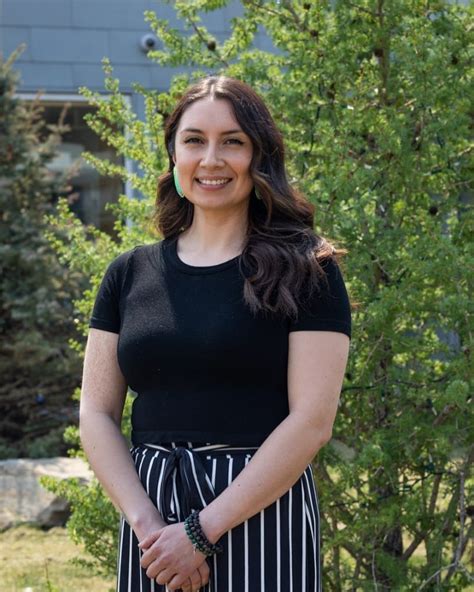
[45,1,473,588]
[0,46,83,458]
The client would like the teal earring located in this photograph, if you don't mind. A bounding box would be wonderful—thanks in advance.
[173,166,185,198]
[254,186,262,200]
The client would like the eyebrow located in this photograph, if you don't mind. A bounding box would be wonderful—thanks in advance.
[179,127,244,135]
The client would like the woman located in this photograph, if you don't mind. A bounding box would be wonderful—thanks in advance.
[81,75,351,592]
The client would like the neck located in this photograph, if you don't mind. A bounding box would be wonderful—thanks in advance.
[178,207,249,262]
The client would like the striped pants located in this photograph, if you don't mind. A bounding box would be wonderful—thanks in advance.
[117,442,321,591]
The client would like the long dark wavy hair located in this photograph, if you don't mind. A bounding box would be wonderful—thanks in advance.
[154,75,348,321]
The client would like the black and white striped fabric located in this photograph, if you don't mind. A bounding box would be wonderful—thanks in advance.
[117,442,321,592]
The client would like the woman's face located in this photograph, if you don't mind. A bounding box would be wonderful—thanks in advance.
[172,98,254,211]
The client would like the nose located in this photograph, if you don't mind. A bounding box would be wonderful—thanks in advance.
[200,142,224,168]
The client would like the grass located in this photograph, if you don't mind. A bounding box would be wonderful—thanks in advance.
[0,525,115,592]
[2,523,471,591]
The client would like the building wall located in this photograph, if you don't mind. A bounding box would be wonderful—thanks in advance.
[1,0,467,224]
[1,0,467,113]
[0,0,274,219]
[0,0,274,118]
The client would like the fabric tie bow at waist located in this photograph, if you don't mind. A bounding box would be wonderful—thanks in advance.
[158,445,217,524]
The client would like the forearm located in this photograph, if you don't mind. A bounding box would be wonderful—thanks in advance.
[80,410,166,539]
[199,411,330,544]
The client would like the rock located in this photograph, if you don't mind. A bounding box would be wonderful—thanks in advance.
[328,438,357,461]
[0,457,93,530]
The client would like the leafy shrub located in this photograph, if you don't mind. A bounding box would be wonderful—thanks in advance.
[43,1,473,588]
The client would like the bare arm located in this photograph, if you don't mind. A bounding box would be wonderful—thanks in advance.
[199,330,350,543]
[79,328,167,540]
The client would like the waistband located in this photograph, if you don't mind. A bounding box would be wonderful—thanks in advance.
[135,442,258,525]
[141,442,259,453]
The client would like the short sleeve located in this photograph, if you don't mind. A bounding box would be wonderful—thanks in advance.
[89,251,131,334]
[288,257,352,339]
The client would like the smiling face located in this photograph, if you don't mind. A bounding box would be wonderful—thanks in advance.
[172,97,254,211]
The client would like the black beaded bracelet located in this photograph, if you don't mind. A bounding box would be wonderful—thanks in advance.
[183,510,223,557]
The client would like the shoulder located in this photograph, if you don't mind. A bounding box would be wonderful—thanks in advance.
[317,255,348,290]
[97,243,160,297]
[105,242,158,274]
[289,254,352,339]
[300,254,349,301]
[106,248,134,272]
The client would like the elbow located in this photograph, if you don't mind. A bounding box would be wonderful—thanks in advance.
[307,427,331,458]
[78,410,90,448]
[318,427,333,448]
[292,410,334,450]
[308,421,333,452]
[79,406,121,441]
[77,407,101,446]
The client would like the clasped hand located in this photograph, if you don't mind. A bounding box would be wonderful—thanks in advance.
[139,522,210,592]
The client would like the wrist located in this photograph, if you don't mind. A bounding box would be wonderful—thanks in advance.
[198,507,226,545]
[130,511,166,541]
[184,510,223,556]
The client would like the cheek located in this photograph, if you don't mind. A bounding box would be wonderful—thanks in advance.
[234,156,253,179]
[175,154,196,176]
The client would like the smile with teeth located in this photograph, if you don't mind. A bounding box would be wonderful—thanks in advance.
[197,178,232,186]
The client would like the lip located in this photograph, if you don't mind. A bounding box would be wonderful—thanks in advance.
[195,177,233,189]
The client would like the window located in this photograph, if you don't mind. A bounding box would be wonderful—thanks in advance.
[19,93,132,235]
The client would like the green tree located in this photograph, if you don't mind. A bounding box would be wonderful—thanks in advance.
[45,1,473,589]
[0,47,84,458]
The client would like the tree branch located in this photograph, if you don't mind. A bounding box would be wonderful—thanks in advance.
[444,451,474,583]
[346,2,379,18]
[188,18,230,68]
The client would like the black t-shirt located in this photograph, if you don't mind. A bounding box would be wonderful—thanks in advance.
[89,236,352,446]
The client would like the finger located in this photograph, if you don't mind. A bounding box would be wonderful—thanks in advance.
[145,556,168,580]
[167,572,191,591]
[140,548,159,570]
[178,578,193,592]
[138,534,154,549]
[155,567,177,586]
[198,561,210,585]
[141,543,164,569]
[177,577,193,592]
[188,568,202,591]
[138,530,162,549]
